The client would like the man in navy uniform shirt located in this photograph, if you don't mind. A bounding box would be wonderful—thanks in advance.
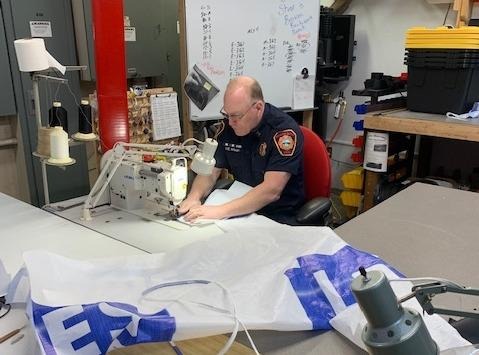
[179,76,304,224]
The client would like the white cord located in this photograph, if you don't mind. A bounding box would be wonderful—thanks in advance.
[141,279,260,355]
[237,319,260,355]
[446,111,479,121]
[182,137,204,146]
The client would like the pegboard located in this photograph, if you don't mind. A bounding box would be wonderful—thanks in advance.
[127,87,180,144]
[89,87,181,146]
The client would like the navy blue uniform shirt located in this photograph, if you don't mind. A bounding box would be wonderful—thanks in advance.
[215,103,305,223]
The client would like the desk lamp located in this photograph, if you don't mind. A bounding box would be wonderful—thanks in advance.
[352,267,479,354]
[351,268,438,355]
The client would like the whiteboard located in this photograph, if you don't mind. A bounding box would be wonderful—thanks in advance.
[184,0,320,120]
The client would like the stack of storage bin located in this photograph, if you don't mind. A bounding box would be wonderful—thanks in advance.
[340,167,364,217]
[405,26,479,114]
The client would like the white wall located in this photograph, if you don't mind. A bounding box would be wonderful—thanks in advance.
[327,0,453,189]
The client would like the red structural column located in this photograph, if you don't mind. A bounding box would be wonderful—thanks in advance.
[91,0,129,152]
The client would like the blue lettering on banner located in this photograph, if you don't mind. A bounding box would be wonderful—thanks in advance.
[32,301,176,354]
[285,245,403,330]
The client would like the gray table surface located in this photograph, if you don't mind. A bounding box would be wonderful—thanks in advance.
[243,182,479,354]
[3,183,477,354]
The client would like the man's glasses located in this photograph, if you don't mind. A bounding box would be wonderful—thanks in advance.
[220,102,257,120]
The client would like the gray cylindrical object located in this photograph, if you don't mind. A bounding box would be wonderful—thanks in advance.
[351,270,402,327]
[351,270,438,355]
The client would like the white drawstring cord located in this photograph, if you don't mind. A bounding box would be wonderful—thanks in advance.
[141,279,260,355]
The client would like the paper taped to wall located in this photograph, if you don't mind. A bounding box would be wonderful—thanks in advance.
[363,132,389,172]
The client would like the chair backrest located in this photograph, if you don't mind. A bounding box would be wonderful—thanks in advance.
[300,126,331,199]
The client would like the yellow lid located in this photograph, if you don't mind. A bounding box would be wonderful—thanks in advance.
[406,43,479,49]
[407,34,479,39]
[405,27,479,49]
[407,26,479,35]
[406,39,479,44]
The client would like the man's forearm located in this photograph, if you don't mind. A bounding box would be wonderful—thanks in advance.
[187,169,221,200]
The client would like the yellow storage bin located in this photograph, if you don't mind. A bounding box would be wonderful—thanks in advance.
[340,191,362,208]
[341,167,364,190]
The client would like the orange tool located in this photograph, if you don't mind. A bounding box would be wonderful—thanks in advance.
[0,325,25,344]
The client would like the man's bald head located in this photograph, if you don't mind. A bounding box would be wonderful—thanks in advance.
[225,76,264,102]
[222,76,265,136]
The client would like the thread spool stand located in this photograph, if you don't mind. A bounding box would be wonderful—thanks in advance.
[31,66,85,205]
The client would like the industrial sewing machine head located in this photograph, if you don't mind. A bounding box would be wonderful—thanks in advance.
[109,154,188,218]
[82,138,217,221]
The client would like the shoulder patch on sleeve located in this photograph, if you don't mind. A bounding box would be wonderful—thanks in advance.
[273,129,297,157]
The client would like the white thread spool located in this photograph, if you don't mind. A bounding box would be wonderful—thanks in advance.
[48,127,74,165]
[36,127,54,157]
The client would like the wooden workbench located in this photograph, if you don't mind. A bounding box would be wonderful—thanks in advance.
[364,109,479,142]
[110,335,253,354]
[363,109,479,210]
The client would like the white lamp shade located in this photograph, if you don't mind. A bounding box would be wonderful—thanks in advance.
[191,152,216,175]
[191,138,218,175]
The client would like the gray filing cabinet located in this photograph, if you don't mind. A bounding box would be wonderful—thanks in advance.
[6,0,90,205]
[72,0,181,95]
[0,6,16,116]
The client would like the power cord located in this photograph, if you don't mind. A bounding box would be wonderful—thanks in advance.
[0,296,11,319]
[141,279,260,355]
[443,3,452,26]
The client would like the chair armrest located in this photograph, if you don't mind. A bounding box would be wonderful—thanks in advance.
[296,197,332,225]
[214,178,234,190]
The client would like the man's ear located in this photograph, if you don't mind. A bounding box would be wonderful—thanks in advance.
[256,100,265,111]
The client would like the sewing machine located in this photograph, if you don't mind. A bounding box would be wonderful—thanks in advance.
[81,138,217,221]
[108,156,188,217]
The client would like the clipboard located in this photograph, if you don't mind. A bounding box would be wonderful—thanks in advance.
[150,92,182,141]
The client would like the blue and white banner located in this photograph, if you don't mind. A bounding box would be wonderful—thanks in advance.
[10,216,467,354]
[32,302,175,354]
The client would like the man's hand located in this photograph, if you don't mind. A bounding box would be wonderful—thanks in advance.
[177,169,222,217]
[183,205,226,222]
[178,198,201,215]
